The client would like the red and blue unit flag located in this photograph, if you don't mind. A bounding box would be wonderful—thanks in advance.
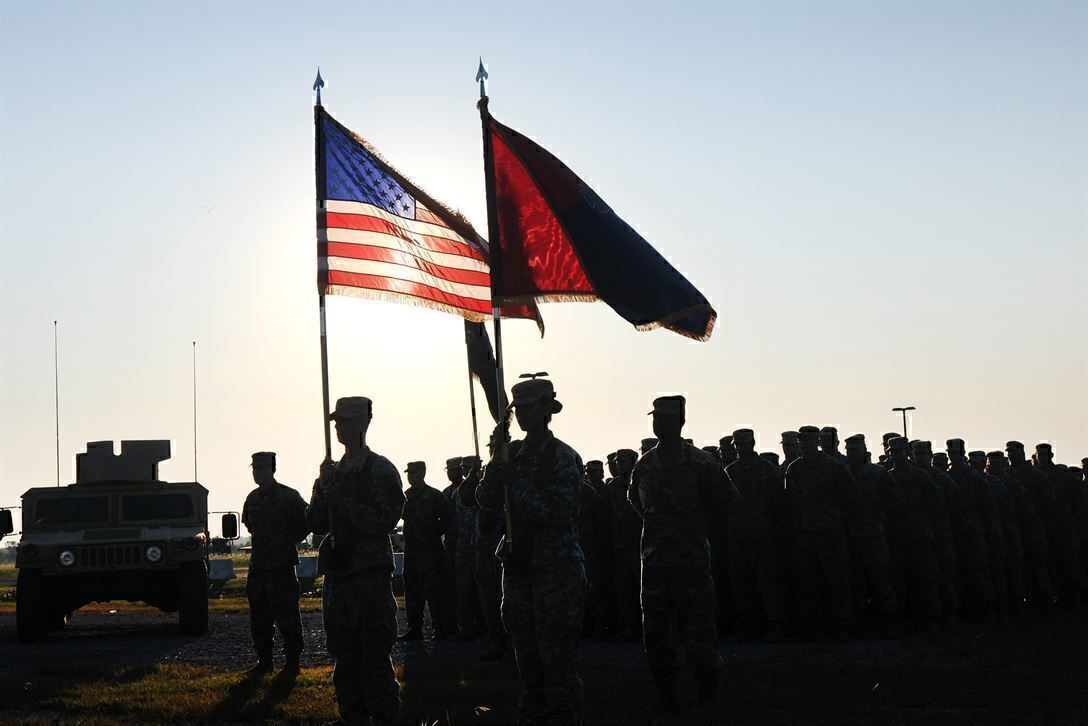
[485,114,716,341]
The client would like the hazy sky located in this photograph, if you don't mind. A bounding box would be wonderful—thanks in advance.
[1,1,1085,539]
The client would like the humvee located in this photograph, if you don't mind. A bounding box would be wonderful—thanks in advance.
[5,440,236,643]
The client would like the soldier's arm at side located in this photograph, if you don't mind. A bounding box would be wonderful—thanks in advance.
[241,495,252,532]
[509,446,582,525]
[288,487,311,542]
[627,464,646,518]
[435,490,451,535]
[477,463,505,512]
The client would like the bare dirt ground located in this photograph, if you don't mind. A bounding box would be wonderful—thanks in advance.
[1,605,1086,725]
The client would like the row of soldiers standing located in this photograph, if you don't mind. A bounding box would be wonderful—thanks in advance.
[573,425,1088,648]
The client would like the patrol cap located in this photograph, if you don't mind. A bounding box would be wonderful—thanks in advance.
[844,434,866,447]
[798,426,821,440]
[461,455,481,467]
[719,436,734,447]
[445,457,463,468]
[330,396,372,421]
[732,428,755,441]
[933,452,949,462]
[946,438,966,451]
[986,451,1004,459]
[888,436,909,450]
[912,440,933,452]
[760,452,781,464]
[701,445,719,455]
[781,431,799,444]
[820,426,838,435]
[251,451,276,467]
[639,438,657,451]
[648,395,685,416]
[882,432,900,443]
[1005,441,1024,451]
[618,448,639,461]
[1035,442,1053,451]
[607,451,618,463]
[968,450,986,459]
[586,459,603,469]
[511,376,562,413]
[405,461,426,474]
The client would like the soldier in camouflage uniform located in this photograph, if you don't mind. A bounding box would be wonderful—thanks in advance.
[242,451,310,675]
[726,428,786,643]
[986,452,1026,618]
[1005,442,1054,612]
[1034,443,1086,608]
[630,396,725,711]
[932,452,950,474]
[711,435,737,638]
[886,438,941,630]
[307,396,405,726]
[912,440,960,625]
[477,375,586,726]
[472,451,509,660]
[602,448,643,641]
[451,456,484,639]
[719,436,738,468]
[946,439,995,622]
[777,431,801,633]
[641,438,658,456]
[577,466,609,638]
[585,460,606,492]
[785,426,857,640]
[843,435,897,635]
[399,461,452,641]
[970,450,1008,621]
[441,457,463,634]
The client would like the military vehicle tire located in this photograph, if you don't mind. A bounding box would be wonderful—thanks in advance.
[47,607,69,631]
[16,569,48,644]
[178,561,208,635]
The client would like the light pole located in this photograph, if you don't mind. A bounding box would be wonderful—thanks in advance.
[892,406,916,439]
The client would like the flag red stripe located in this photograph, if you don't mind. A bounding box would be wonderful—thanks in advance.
[324,242,491,287]
[326,270,491,314]
[324,212,485,261]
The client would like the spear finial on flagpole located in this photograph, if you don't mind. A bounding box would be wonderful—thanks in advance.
[313,67,325,106]
[476,57,488,99]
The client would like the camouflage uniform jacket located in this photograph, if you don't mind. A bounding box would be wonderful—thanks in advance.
[602,472,643,553]
[846,462,894,539]
[948,462,990,536]
[401,483,450,557]
[306,447,405,578]
[785,453,857,533]
[441,481,460,555]
[453,474,480,553]
[924,466,959,541]
[243,482,309,572]
[1037,465,1082,532]
[477,433,585,566]
[629,443,727,566]
[724,454,780,542]
[886,462,941,541]
[577,481,608,560]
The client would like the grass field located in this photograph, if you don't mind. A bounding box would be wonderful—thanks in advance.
[6,663,341,725]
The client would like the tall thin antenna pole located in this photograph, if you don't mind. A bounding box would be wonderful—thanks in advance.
[192,341,198,481]
[54,320,60,486]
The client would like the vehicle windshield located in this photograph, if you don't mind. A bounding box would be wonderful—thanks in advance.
[34,496,109,526]
[121,493,194,521]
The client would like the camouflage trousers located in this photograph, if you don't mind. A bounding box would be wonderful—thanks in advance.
[403,553,449,632]
[501,560,586,726]
[956,528,995,618]
[794,531,853,630]
[246,567,303,659]
[887,539,940,624]
[322,568,399,725]
[1004,530,1025,617]
[641,558,721,686]
[455,545,482,634]
[581,546,610,636]
[848,537,896,627]
[1021,528,1053,611]
[932,540,959,622]
[710,534,739,635]
[728,538,784,628]
[1048,524,1087,607]
[613,548,642,633]
[987,531,1008,617]
[476,538,505,642]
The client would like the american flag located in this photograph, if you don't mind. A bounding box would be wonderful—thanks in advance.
[317,107,503,322]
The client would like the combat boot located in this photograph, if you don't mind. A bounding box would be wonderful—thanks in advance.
[398,626,423,641]
[246,657,273,676]
[279,652,301,676]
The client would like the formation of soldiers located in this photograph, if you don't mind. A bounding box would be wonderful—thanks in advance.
[240,386,1088,724]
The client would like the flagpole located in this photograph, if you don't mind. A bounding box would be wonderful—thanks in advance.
[314,68,336,548]
[465,330,481,460]
[54,320,60,487]
[477,58,515,552]
[192,340,198,481]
